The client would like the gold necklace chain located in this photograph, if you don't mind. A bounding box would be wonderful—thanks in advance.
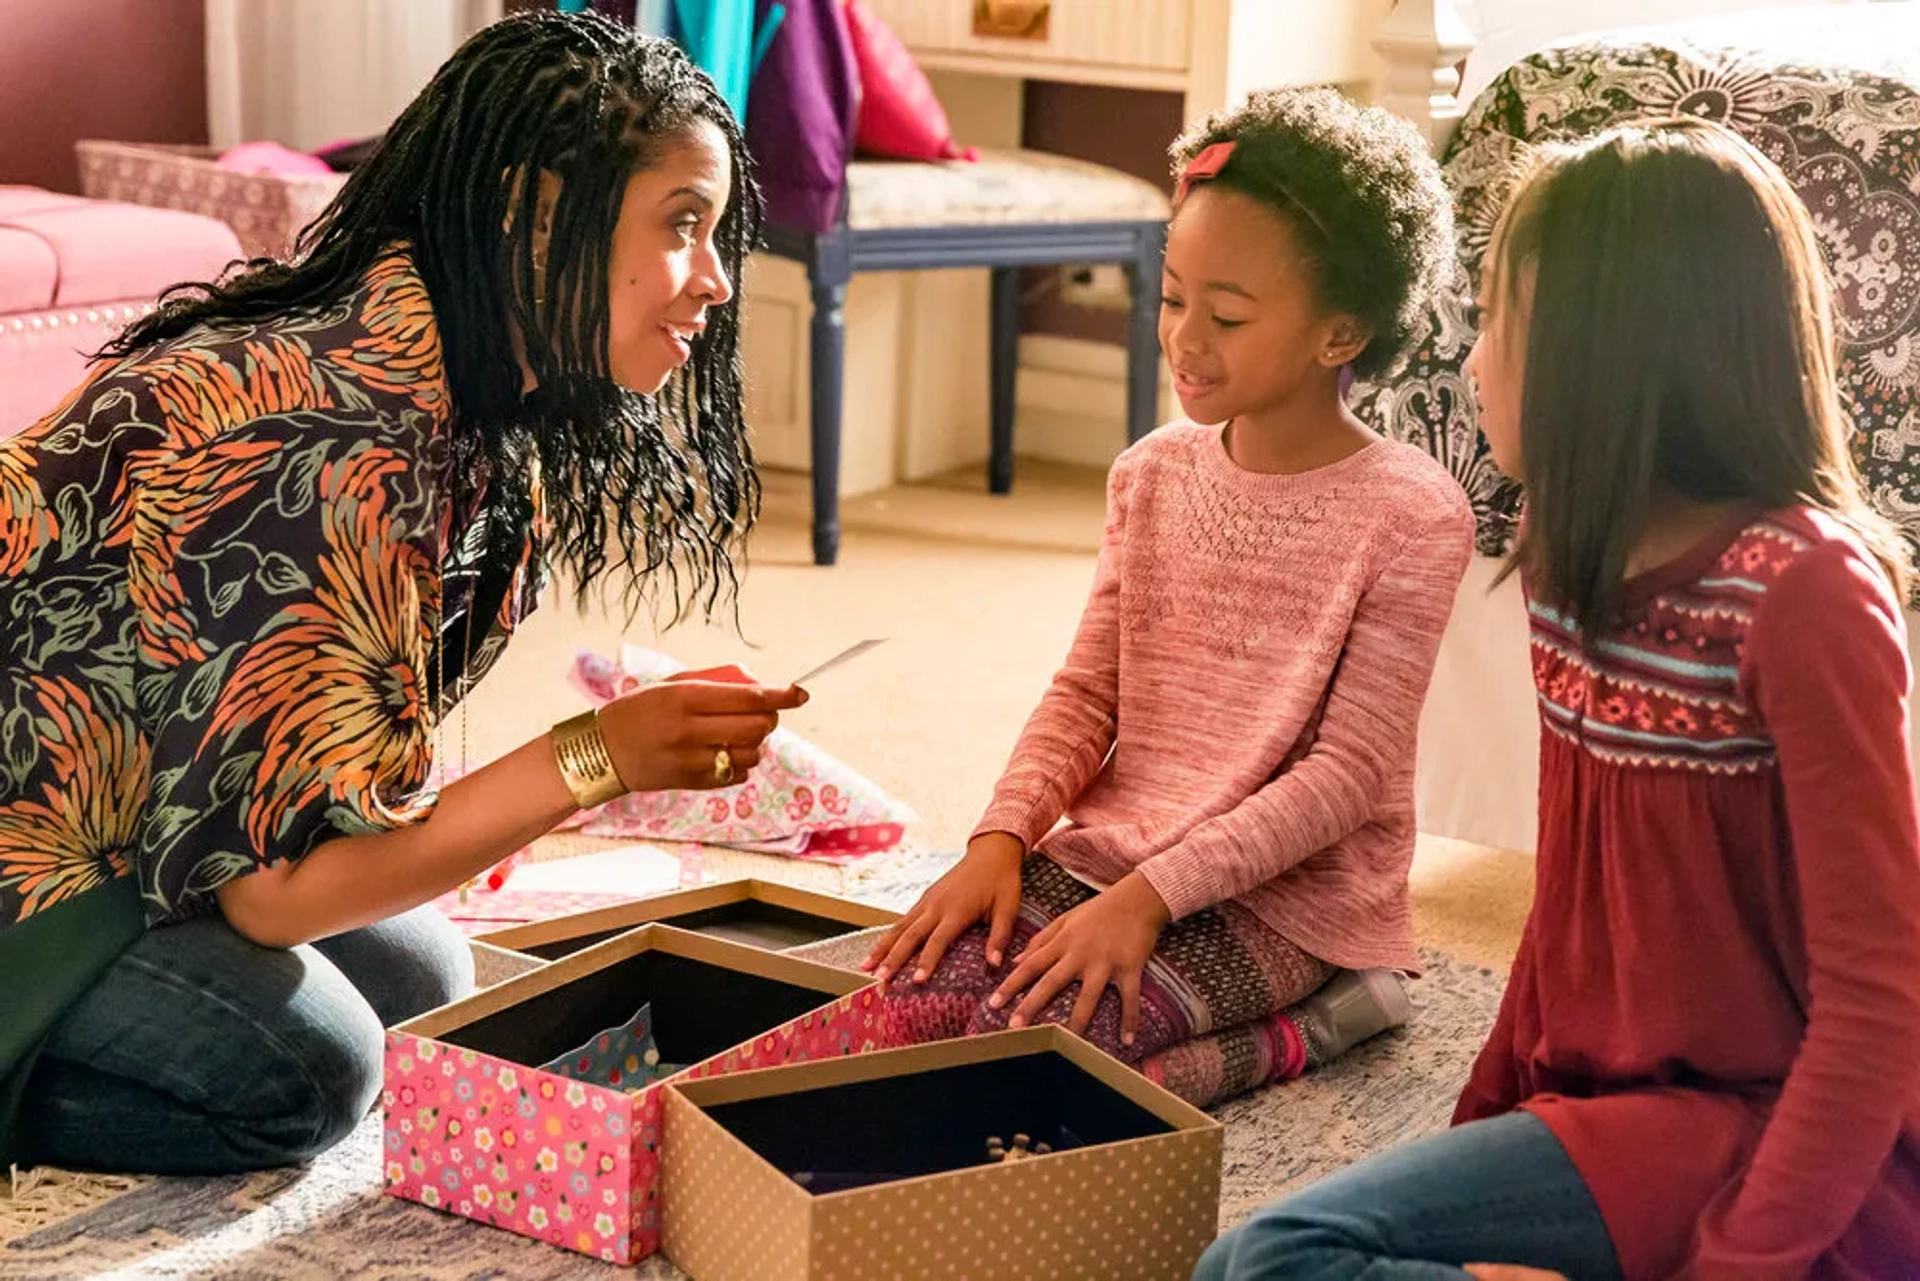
[446,543,479,904]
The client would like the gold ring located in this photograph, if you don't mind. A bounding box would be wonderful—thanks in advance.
[713,747,735,786]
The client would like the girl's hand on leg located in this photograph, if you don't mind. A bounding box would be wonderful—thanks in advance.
[862,832,1026,981]
[990,871,1170,1046]
[1466,1267,1570,1280]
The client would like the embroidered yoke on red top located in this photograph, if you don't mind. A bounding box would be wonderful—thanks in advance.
[1457,508,1920,1280]
[974,421,1474,973]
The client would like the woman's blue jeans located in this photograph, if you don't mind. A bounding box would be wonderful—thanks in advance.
[23,906,472,1174]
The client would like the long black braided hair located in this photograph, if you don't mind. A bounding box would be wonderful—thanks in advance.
[106,10,764,623]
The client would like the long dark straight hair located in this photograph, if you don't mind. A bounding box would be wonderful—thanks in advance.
[1489,119,1909,632]
[106,10,764,622]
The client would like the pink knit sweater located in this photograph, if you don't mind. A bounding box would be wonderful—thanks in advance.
[975,422,1474,971]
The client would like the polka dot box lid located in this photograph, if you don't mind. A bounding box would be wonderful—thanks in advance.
[660,1024,1224,1280]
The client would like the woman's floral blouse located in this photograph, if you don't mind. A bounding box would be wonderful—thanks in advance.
[0,251,538,929]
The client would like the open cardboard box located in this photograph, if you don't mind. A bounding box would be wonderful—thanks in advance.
[383,923,893,1264]
[474,878,899,960]
[662,1026,1223,1280]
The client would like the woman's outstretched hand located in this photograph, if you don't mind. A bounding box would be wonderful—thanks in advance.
[596,672,805,794]
[217,664,804,950]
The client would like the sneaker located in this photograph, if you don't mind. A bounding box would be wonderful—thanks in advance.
[1292,968,1413,1067]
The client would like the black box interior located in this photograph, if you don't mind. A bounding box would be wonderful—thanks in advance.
[699,1052,1174,1191]
[437,948,840,1068]
[521,901,866,960]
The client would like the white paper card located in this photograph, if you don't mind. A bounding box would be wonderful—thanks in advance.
[790,638,887,686]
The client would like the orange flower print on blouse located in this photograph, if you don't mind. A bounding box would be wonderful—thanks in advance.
[202,446,439,854]
[2,249,533,930]
[0,365,113,576]
[145,336,336,446]
[0,441,57,578]
[325,254,448,421]
[0,676,149,921]
[102,334,340,666]
[106,437,282,666]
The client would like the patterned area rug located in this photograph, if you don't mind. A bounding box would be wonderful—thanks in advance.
[0,850,1506,1280]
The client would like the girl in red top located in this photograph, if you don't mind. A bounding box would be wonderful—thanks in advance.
[1196,122,1920,1279]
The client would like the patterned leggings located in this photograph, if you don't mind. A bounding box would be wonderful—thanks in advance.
[882,857,1337,1108]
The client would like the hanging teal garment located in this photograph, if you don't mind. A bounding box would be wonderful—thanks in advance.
[750,4,786,79]
[672,0,783,120]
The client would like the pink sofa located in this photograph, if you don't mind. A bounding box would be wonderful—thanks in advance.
[1,187,242,436]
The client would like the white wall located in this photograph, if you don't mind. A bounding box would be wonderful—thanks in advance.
[205,0,502,151]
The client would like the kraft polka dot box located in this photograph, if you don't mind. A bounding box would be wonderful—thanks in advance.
[382,922,891,1264]
[473,878,900,961]
[660,1024,1225,1280]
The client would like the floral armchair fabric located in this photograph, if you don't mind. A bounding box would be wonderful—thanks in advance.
[1357,7,1920,585]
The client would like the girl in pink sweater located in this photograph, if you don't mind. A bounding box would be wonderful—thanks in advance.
[864,89,1475,1107]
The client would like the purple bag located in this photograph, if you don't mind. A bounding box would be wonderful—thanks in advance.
[745,0,859,233]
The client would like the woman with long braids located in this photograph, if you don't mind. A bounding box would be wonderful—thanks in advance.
[0,10,802,1174]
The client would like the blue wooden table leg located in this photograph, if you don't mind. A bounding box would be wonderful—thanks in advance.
[809,277,848,565]
[988,266,1020,494]
[1124,230,1166,445]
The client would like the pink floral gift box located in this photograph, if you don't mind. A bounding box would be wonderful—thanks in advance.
[382,923,897,1264]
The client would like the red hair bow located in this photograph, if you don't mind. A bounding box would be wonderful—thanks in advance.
[1174,141,1237,206]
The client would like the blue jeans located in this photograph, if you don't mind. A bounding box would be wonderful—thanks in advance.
[1195,1111,1623,1280]
[23,906,472,1175]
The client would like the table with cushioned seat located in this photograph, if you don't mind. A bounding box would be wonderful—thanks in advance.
[764,148,1170,566]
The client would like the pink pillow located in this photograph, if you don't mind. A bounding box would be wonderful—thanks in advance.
[216,141,338,179]
[843,0,977,163]
[560,646,917,861]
